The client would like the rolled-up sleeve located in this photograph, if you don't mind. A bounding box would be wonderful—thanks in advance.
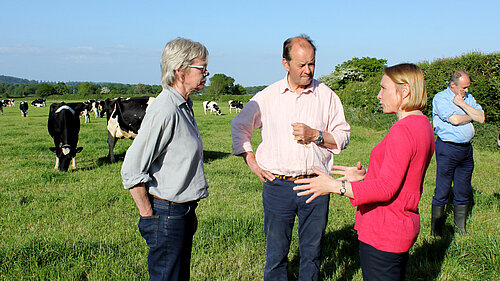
[327,93,350,154]
[121,110,172,189]
[231,100,261,155]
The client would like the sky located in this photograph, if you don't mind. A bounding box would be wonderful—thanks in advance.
[1,0,499,87]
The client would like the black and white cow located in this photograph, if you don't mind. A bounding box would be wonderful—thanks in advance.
[48,102,86,171]
[101,96,155,162]
[2,99,14,107]
[79,102,93,124]
[88,99,101,118]
[19,101,28,117]
[31,99,46,107]
[203,101,221,115]
[228,100,243,113]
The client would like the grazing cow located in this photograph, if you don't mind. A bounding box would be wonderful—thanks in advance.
[19,102,28,117]
[31,99,46,107]
[47,102,86,171]
[203,101,222,115]
[102,96,155,162]
[0,101,3,115]
[79,102,93,124]
[88,99,101,118]
[228,100,243,113]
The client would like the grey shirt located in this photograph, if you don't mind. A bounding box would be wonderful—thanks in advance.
[121,86,209,203]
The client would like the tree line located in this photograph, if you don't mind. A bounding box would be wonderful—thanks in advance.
[318,52,499,123]
[1,52,497,123]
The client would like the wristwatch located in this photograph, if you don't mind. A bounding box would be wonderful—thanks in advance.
[340,181,346,196]
[314,130,324,145]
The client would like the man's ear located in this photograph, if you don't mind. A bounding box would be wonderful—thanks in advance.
[282,58,290,72]
[450,81,456,88]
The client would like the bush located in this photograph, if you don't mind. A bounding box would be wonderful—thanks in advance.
[419,52,500,122]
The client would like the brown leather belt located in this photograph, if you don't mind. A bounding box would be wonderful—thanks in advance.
[273,173,318,181]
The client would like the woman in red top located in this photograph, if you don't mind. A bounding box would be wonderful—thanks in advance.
[294,63,435,281]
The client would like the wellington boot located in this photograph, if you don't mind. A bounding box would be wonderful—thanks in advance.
[431,205,445,237]
[454,205,469,235]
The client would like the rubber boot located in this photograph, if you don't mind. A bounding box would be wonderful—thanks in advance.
[454,205,469,234]
[431,205,445,237]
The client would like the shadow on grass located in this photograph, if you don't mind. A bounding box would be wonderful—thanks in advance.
[286,221,454,281]
[407,232,453,280]
[203,150,231,163]
[80,150,231,171]
[288,224,360,281]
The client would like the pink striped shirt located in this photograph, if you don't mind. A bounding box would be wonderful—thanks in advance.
[231,76,350,176]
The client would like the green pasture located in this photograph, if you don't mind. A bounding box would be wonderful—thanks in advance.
[0,100,498,280]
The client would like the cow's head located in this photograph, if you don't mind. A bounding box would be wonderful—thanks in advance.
[49,144,83,171]
[213,104,222,115]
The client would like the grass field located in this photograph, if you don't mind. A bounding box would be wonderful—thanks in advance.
[0,100,498,280]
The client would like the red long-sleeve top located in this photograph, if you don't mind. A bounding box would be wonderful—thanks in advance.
[350,115,435,253]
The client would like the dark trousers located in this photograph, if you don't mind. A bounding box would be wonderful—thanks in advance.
[432,137,474,206]
[359,241,409,281]
[262,178,330,281]
[138,197,198,281]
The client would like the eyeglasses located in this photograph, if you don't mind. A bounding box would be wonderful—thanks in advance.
[188,65,208,74]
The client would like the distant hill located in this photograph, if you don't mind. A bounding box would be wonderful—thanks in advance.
[0,75,38,85]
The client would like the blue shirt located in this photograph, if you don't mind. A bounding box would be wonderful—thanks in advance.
[121,86,209,203]
[432,87,483,143]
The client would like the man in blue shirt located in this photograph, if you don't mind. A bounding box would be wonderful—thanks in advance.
[431,70,485,236]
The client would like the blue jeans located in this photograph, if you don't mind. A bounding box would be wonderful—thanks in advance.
[262,178,330,281]
[138,197,198,281]
[432,137,474,206]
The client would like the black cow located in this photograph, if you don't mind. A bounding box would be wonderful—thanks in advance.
[101,96,155,162]
[203,101,221,115]
[31,99,46,107]
[19,101,28,117]
[0,101,3,115]
[228,100,243,113]
[48,102,86,171]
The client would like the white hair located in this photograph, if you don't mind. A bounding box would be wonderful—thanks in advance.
[160,38,209,89]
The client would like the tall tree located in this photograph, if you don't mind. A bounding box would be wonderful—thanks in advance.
[78,82,98,96]
[319,57,387,90]
[55,82,69,95]
[36,83,56,97]
[206,74,235,96]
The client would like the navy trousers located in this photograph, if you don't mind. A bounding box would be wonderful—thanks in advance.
[262,178,330,281]
[432,137,474,206]
[359,241,409,281]
[138,197,198,281]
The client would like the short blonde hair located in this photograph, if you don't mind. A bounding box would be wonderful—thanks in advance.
[160,38,209,89]
[384,63,427,111]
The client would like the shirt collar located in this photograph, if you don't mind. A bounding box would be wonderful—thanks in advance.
[166,86,192,108]
[279,74,317,96]
[446,87,470,100]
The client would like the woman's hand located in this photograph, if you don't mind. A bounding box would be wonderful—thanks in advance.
[293,167,340,203]
[330,161,366,182]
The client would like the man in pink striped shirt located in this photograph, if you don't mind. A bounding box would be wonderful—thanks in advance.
[231,34,350,281]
